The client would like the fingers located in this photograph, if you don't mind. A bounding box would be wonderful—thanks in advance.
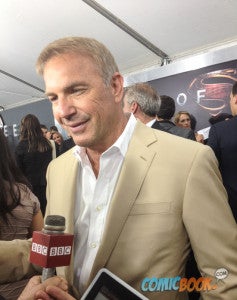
[34,290,52,300]
[31,275,42,285]
[45,286,75,300]
[42,277,68,292]
[18,275,43,300]
[19,275,70,300]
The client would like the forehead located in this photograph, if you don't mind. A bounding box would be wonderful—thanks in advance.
[46,52,96,70]
[53,132,60,137]
[180,113,190,119]
[44,53,100,82]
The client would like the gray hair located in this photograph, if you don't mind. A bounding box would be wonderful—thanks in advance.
[36,37,119,86]
[124,83,160,117]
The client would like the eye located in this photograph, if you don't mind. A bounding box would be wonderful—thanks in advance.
[73,88,86,96]
[47,95,58,102]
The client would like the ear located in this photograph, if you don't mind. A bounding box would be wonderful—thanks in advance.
[110,72,124,104]
[131,101,138,114]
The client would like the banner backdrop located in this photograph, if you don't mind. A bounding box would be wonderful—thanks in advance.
[149,60,237,131]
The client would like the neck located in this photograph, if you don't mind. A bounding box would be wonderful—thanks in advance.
[135,113,154,124]
[86,149,101,178]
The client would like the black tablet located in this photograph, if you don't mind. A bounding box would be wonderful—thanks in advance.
[81,268,148,300]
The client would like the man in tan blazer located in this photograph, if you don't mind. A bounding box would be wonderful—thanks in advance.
[2,37,237,300]
[44,121,237,300]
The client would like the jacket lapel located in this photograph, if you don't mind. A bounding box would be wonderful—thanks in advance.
[54,150,79,285]
[89,122,158,281]
[61,150,79,233]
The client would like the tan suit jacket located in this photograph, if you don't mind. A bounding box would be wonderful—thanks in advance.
[1,121,237,299]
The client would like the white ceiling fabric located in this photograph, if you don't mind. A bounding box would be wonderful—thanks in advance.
[0,0,237,109]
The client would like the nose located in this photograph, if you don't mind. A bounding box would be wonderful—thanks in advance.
[184,121,190,127]
[54,96,77,119]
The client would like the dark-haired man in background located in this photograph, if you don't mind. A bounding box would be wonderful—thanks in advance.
[152,95,196,140]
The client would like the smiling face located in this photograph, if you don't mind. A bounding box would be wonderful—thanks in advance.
[44,53,125,153]
[52,132,63,145]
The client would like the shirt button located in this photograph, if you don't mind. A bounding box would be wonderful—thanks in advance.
[96,205,103,211]
[90,242,97,248]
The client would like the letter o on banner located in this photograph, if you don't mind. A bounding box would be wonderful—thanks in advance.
[177,93,187,106]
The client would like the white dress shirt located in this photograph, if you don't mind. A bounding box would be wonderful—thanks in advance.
[146,118,156,127]
[73,114,137,292]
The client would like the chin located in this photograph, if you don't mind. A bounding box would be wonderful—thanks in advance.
[72,137,89,148]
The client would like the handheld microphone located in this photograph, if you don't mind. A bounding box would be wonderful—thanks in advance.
[30,215,74,281]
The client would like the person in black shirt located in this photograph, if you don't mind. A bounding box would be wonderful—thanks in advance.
[15,114,53,216]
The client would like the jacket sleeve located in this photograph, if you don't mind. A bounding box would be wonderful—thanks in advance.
[0,239,41,283]
[183,146,237,299]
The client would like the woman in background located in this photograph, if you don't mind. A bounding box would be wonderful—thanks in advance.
[15,114,53,216]
[0,128,43,299]
[51,131,64,156]
[174,111,204,143]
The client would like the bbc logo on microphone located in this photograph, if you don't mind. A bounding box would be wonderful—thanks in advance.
[30,231,74,268]
[50,245,71,256]
[32,242,72,256]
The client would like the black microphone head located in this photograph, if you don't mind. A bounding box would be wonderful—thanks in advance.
[44,215,65,232]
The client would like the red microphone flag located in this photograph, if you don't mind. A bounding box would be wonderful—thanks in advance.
[30,231,74,268]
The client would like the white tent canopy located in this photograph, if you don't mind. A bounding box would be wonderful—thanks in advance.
[1,0,237,110]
